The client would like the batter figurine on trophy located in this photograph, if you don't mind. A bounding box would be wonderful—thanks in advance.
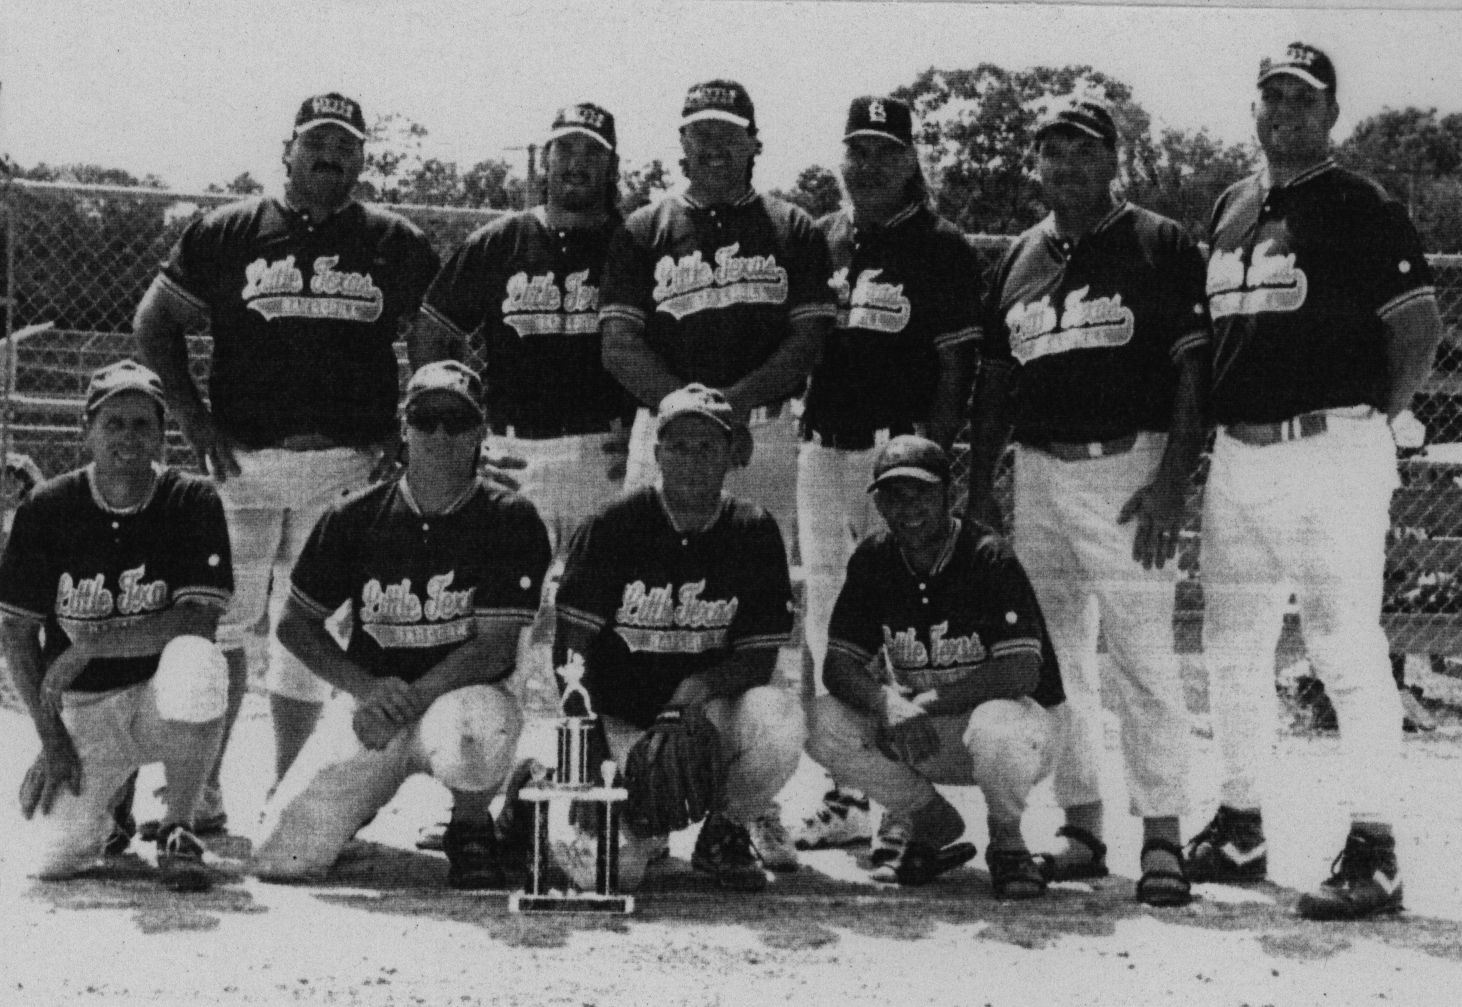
[509,652,634,913]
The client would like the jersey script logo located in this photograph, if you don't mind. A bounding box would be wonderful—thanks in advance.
[358,572,477,648]
[652,243,788,319]
[501,269,600,336]
[613,579,738,653]
[1005,285,1135,363]
[55,565,170,640]
[1206,241,1308,319]
[830,267,912,333]
[242,254,384,323]
[882,621,987,691]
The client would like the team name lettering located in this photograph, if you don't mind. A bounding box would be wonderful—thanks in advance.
[309,256,382,301]
[311,95,357,118]
[844,268,911,333]
[882,621,985,669]
[501,270,600,337]
[651,244,789,319]
[615,580,738,628]
[55,565,169,619]
[360,575,476,625]
[1005,286,1135,363]
[1206,241,1308,319]
[242,255,304,299]
[243,255,385,323]
[116,565,169,615]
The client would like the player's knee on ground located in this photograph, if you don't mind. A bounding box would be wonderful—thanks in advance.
[151,635,229,723]
[418,685,524,793]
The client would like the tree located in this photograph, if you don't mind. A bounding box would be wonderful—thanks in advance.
[771,165,842,218]
[620,158,674,213]
[1337,106,1462,251]
[893,64,1151,235]
[352,114,523,208]
[1127,129,1256,239]
[207,172,263,195]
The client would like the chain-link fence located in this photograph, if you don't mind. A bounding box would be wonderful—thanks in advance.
[5,178,1462,660]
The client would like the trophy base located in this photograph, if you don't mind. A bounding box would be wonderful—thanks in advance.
[509,891,635,914]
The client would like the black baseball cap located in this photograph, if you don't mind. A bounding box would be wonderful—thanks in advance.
[1258,42,1337,92]
[1034,99,1118,150]
[867,435,950,492]
[548,102,617,152]
[682,80,756,132]
[844,96,914,146]
[404,361,483,417]
[85,360,167,418]
[294,92,368,140]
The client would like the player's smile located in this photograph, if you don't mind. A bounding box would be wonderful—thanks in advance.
[1036,132,1117,218]
[1254,77,1337,168]
[86,392,163,476]
[874,479,949,554]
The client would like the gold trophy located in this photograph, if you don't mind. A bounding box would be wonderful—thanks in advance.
[509,653,634,913]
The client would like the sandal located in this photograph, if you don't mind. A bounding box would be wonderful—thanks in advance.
[987,849,1048,900]
[1033,825,1110,882]
[1136,838,1192,907]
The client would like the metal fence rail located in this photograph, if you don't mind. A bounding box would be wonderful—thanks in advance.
[6,178,1462,658]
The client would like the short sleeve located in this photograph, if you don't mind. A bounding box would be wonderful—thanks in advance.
[554,512,622,637]
[0,497,53,622]
[826,545,886,667]
[476,497,552,629]
[169,481,233,610]
[392,224,442,316]
[288,505,358,620]
[783,206,838,323]
[728,514,793,653]
[1166,227,1213,361]
[598,218,654,328]
[974,536,1045,665]
[978,245,1020,370]
[158,214,221,310]
[1355,197,1435,321]
[423,230,494,339]
[926,232,986,351]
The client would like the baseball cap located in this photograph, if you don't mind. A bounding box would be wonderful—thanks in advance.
[681,80,756,132]
[867,435,951,492]
[656,383,739,437]
[1258,42,1337,92]
[294,92,368,140]
[844,96,914,146]
[84,360,167,417]
[404,361,483,416]
[1034,98,1118,149]
[547,102,617,152]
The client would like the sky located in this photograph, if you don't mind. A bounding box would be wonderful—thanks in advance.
[5,0,1462,195]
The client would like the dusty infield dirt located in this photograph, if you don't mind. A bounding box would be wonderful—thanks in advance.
[4,656,1462,1007]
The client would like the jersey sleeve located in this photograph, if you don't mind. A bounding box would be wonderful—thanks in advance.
[598,217,654,330]
[728,513,793,655]
[972,534,1045,666]
[926,231,986,351]
[554,511,622,637]
[1353,195,1437,322]
[0,496,53,623]
[782,205,838,326]
[1165,226,1212,362]
[977,244,1020,373]
[392,223,443,315]
[476,496,551,630]
[422,228,495,341]
[287,504,359,621]
[157,212,223,312]
[826,544,886,668]
[168,480,233,611]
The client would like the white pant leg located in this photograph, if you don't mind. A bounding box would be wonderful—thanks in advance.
[1012,448,1104,810]
[962,697,1055,829]
[703,685,806,823]
[726,410,800,552]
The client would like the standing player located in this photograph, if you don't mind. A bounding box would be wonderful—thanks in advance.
[600,79,836,550]
[1191,44,1442,920]
[251,362,551,887]
[554,384,806,891]
[0,361,232,890]
[136,93,441,803]
[806,436,1062,896]
[966,99,1209,905]
[793,96,982,852]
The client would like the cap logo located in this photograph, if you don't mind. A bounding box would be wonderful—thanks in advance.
[311,95,358,119]
[565,105,605,129]
[687,85,739,110]
[1284,43,1318,66]
[868,100,887,124]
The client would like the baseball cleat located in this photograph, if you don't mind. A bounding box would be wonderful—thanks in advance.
[870,840,979,886]
[793,788,874,850]
[155,823,217,893]
[443,820,506,891]
[986,848,1048,900]
[1296,830,1403,920]
[748,810,799,872]
[1185,806,1268,884]
[692,812,768,892]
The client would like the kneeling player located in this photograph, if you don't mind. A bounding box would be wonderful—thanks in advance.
[806,436,1064,897]
[554,385,805,892]
[0,361,233,891]
[251,362,550,888]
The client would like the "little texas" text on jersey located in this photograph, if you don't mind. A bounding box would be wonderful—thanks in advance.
[501,269,600,336]
[1006,286,1135,364]
[242,254,384,323]
[614,579,738,653]
[1206,240,1309,319]
[882,621,988,691]
[358,572,476,649]
[652,244,788,320]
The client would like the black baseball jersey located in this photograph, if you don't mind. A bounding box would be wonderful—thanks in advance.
[289,477,550,684]
[828,519,1063,708]
[0,466,233,693]
[422,207,634,433]
[1206,160,1436,425]
[160,197,440,449]
[555,486,793,728]
[803,203,984,438]
[982,202,1209,444]
[599,191,836,392]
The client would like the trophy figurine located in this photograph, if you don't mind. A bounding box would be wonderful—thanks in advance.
[509,652,634,913]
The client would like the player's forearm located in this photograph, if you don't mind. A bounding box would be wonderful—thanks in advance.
[822,649,891,716]
[928,343,977,449]
[915,652,1040,717]
[1154,349,1210,490]
[407,310,467,371]
[410,624,520,710]
[135,278,209,426]
[276,603,379,700]
[724,316,826,412]
[966,361,1014,496]
[0,617,67,742]
[1384,298,1445,420]
[602,318,683,406]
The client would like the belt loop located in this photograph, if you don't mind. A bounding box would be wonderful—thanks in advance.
[1089,441,1104,459]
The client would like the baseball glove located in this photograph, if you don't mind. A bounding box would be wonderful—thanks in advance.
[622,705,722,835]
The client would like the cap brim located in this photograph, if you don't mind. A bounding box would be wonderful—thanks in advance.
[1035,120,1112,144]
[404,387,483,416]
[86,386,166,417]
[294,118,368,140]
[867,468,946,492]
[843,129,909,146]
[1258,66,1330,90]
[681,109,752,129]
[657,409,733,435]
[546,125,615,151]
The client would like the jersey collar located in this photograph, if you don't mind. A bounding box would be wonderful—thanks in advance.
[680,189,759,211]
[399,475,479,517]
[896,516,962,580]
[850,200,923,234]
[85,462,161,515]
[1040,200,1129,242]
[654,486,729,536]
[1260,157,1337,191]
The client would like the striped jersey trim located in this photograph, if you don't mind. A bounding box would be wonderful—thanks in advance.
[1170,329,1211,360]
[156,273,208,313]
[599,304,648,327]
[0,599,47,624]
[1378,287,1438,321]
[934,324,983,350]
[557,605,608,634]
[172,586,232,610]
[733,631,790,653]
[421,303,472,342]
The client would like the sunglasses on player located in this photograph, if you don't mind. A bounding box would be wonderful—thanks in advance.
[405,402,481,436]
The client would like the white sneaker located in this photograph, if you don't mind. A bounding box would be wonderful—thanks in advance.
[793,789,874,850]
[749,811,799,872]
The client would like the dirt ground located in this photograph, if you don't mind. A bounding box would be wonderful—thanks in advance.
[4,656,1462,1007]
